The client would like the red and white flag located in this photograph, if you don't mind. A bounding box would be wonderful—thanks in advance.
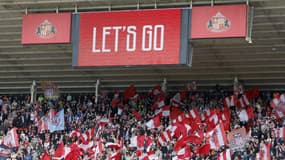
[270,93,285,108]
[238,94,250,108]
[3,128,19,148]
[217,149,231,160]
[171,92,185,107]
[148,85,163,98]
[69,129,81,138]
[94,139,103,160]
[129,136,138,147]
[275,108,285,120]
[41,151,52,160]
[98,117,110,126]
[170,107,184,120]
[208,113,219,125]
[274,127,285,138]
[109,151,121,160]
[238,106,254,122]
[123,84,137,101]
[145,115,161,129]
[174,134,202,153]
[175,145,192,160]
[138,151,157,160]
[151,92,166,109]
[79,141,94,152]
[111,90,120,107]
[158,130,172,146]
[53,142,65,160]
[161,105,170,117]
[132,110,142,121]
[188,108,201,123]
[256,143,271,160]
[195,143,210,156]
[85,127,95,141]
[130,135,149,149]
[223,95,237,108]
[38,114,49,133]
[219,108,230,131]
[208,123,228,150]
[155,105,170,117]
[105,142,122,150]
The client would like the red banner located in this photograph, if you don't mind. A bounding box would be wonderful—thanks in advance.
[191,4,247,39]
[72,9,190,67]
[21,13,71,44]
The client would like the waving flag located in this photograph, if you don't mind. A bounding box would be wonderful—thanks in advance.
[53,142,65,160]
[69,129,80,138]
[188,108,201,123]
[49,109,65,132]
[238,106,254,122]
[158,130,172,146]
[256,143,271,160]
[148,85,164,100]
[94,139,103,160]
[155,105,170,117]
[217,149,231,160]
[139,151,157,160]
[275,109,285,120]
[274,127,285,138]
[41,151,52,160]
[208,123,228,150]
[38,114,49,133]
[171,92,185,107]
[111,90,120,107]
[223,95,237,108]
[132,110,142,121]
[145,115,161,129]
[238,94,250,108]
[123,84,137,101]
[3,128,19,148]
[270,93,285,108]
[195,143,210,155]
[109,151,121,160]
[105,142,121,150]
[175,145,192,160]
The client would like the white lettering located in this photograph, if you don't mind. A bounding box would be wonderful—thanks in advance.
[153,25,164,51]
[142,25,153,51]
[102,27,111,52]
[126,26,136,52]
[91,25,165,53]
[112,26,122,52]
[92,27,101,53]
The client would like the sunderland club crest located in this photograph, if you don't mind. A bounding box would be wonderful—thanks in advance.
[36,20,56,39]
[207,12,231,32]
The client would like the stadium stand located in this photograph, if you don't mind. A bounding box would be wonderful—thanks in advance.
[0,83,284,160]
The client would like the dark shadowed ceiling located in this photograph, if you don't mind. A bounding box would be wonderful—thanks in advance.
[0,0,284,94]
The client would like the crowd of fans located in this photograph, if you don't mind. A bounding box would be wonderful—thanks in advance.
[0,83,284,160]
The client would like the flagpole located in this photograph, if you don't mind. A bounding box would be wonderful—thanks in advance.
[161,78,167,93]
[95,79,100,104]
[30,80,37,104]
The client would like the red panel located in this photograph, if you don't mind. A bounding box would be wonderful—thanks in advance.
[77,9,182,66]
[191,4,247,39]
[21,13,71,44]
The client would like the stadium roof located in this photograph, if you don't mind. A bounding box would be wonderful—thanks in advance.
[0,0,284,94]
